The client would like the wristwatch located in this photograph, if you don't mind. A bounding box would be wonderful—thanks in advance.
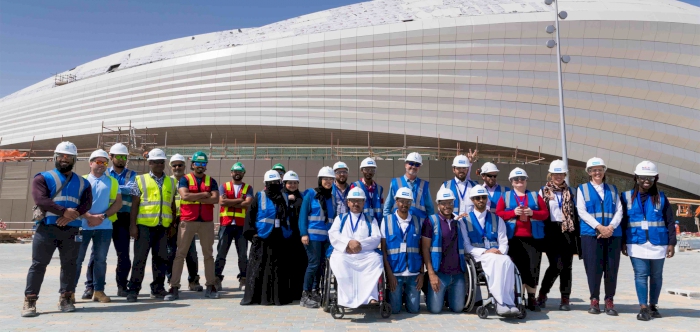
[102,213,107,219]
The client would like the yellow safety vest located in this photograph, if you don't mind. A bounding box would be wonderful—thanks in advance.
[83,174,120,222]
[135,174,176,227]
[171,175,182,217]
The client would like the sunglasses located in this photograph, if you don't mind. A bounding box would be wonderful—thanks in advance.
[483,174,497,179]
[193,162,208,167]
[438,201,454,207]
[637,176,655,182]
[171,163,185,168]
[362,168,376,173]
[512,176,527,182]
[92,160,109,166]
[150,160,165,165]
[112,155,128,161]
[407,162,422,168]
[472,195,488,201]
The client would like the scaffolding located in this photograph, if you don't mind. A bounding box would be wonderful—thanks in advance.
[97,121,159,157]
[54,73,77,86]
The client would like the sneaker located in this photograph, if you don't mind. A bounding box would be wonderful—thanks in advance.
[163,287,179,301]
[311,289,322,304]
[650,305,662,318]
[81,288,94,300]
[588,299,601,314]
[604,298,618,316]
[303,296,320,308]
[92,291,111,303]
[527,296,541,312]
[150,289,168,299]
[637,307,652,321]
[126,291,138,303]
[117,286,128,297]
[57,293,76,312]
[537,294,548,309]
[559,296,571,311]
[205,285,220,299]
[21,295,38,317]
[189,276,204,292]
[300,291,309,307]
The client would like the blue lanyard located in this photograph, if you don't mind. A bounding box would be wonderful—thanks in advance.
[554,192,563,209]
[637,193,646,220]
[349,213,362,234]
[397,216,410,243]
[514,192,527,207]
[457,180,469,201]
[335,186,346,205]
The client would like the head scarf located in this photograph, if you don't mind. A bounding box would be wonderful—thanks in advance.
[315,178,333,223]
[543,180,575,232]
[264,181,288,223]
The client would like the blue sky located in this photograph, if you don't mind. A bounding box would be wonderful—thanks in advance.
[1,0,699,98]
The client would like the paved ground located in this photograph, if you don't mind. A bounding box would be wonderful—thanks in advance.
[0,241,698,331]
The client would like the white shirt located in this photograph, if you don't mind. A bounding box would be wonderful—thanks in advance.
[484,184,498,212]
[461,210,509,257]
[576,182,623,230]
[628,242,667,260]
[381,212,419,276]
[440,177,474,215]
[539,189,564,222]
[330,212,381,255]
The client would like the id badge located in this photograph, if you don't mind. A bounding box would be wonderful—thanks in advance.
[274,219,280,228]
[400,243,407,253]
[75,235,83,243]
[483,237,491,249]
[641,219,649,230]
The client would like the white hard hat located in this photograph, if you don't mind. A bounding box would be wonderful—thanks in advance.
[508,167,528,180]
[469,185,489,198]
[347,187,366,200]
[548,160,568,173]
[480,162,499,174]
[89,149,109,161]
[109,143,129,156]
[264,170,282,182]
[394,187,414,201]
[406,152,423,164]
[55,141,78,155]
[283,170,300,182]
[436,188,456,203]
[586,157,607,172]
[170,153,186,165]
[147,148,167,161]
[333,161,348,171]
[452,155,471,167]
[317,166,335,178]
[634,161,658,176]
[360,157,377,168]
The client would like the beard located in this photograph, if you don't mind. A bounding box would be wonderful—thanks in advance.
[55,160,74,173]
[233,174,243,181]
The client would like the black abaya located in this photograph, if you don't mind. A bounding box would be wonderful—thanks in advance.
[284,189,307,301]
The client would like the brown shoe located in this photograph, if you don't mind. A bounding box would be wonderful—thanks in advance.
[21,295,38,317]
[57,293,76,312]
[92,291,112,303]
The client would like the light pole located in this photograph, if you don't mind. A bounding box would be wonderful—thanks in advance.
[545,0,571,184]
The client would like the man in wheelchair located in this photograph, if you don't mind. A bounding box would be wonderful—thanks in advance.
[461,185,520,316]
[328,187,383,308]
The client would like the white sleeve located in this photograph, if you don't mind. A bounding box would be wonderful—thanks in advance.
[359,218,382,251]
[497,217,509,255]
[609,195,624,229]
[577,188,600,229]
[380,216,388,239]
[329,216,351,252]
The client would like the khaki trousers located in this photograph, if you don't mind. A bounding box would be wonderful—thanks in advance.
[169,221,215,288]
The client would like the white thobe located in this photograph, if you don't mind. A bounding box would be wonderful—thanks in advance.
[329,212,383,308]
[440,177,474,215]
[460,210,516,307]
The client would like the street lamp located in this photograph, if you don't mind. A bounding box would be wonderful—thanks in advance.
[545,0,571,184]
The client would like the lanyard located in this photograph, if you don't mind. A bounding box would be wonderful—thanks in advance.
[637,193,646,220]
[397,216,411,243]
[514,192,527,207]
[554,191,563,209]
[457,180,469,201]
[349,213,362,234]
[335,186,346,205]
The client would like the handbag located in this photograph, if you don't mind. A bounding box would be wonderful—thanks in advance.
[32,172,73,222]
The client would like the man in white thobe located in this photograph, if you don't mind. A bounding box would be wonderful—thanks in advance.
[329,187,383,308]
[460,185,519,316]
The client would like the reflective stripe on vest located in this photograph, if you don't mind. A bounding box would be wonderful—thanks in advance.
[170,176,181,217]
[135,175,175,227]
[623,190,668,245]
[466,211,499,248]
[579,182,620,237]
[353,180,383,225]
[220,181,249,226]
[255,191,277,239]
[41,170,87,227]
[428,214,465,272]
[503,190,544,239]
[393,177,430,219]
[384,213,422,273]
[306,190,335,241]
[180,173,215,221]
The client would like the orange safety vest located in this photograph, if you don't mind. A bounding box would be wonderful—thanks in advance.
[180,173,215,222]
[219,181,250,227]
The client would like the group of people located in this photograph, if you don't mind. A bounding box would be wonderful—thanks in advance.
[22,142,677,322]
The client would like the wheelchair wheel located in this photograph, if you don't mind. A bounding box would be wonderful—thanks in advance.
[476,306,489,319]
[322,260,332,312]
[463,255,478,313]
[330,304,345,319]
[518,305,527,319]
[380,302,392,318]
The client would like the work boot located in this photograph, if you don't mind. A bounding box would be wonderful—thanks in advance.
[21,295,38,317]
[205,285,220,299]
[537,293,548,309]
[92,291,111,303]
[588,299,601,314]
[70,293,76,305]
[650,305,662,318]
[189,276,204,292]
[637,306,652,321]
[126,291,138,303]
[300,291,309,307]
[117,286,128,297]
[215,277,223,292]
[163,287,179,301]
[605,298,618,316]
[150,289,168,299]
[238,276,246,289]
[81,288,94,300]
[303,294,320,309]
[57,293,76,312]
[559,295,571,311]
[527,295,541,312]
[311,289,322,304]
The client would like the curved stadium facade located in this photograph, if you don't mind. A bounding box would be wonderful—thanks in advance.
[0,0,699,196]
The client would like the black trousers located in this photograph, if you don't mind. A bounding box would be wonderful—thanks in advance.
[111,212,132,289]
[215,224,248,280]
[539,223,576,297]
[25,223,80,296]
[581,235,621,301]
[127,225,168,294]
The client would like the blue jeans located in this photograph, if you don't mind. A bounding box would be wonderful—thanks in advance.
[426,272,466,314]
[388,275,421,314]
[630,257,665,305]
[75,229,113,292]
[303,240,329,291]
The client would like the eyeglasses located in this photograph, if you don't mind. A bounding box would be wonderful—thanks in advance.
[472,196,488,201]
[150,160,165,165]
[92,160,109,166]
[638,176,655,182]
[512,176,527,182]
[407,162,422,168]
[193,162,207,167]
[111,155,128,161]
[483,174,497,179]
[348,200,364,205]
[396,199,413,205]
[171,163,185,168]
[589,168,605,174]
[55,153,73,160]
[438,201,454,207]
[362,168,376,173]
[335,171,348,175]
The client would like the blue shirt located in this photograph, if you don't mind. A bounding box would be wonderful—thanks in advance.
[81,173,118,230]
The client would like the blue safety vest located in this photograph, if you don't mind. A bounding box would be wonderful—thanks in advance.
[336,213,382,255]
[383,213,422,273]
[38,169,89,227]
[503,190,545,239]
[578,182,621,237]
[255,191,292,239]
[109,168,137,213]
[621,190,668,245]
[465,211,500,249]
[443,179,478,214]
[428,214,466,273]
[302,189,336,241]
[391,177,430,219]
[485,184,509,212]
[332,183,350,215]
[352,180,384,226]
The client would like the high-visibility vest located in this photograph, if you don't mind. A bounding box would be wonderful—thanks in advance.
[503,190,545,239]
[621,190,668,245]
[255,191,292,239]
[82,174,119,222]
[443,179,478,214]
[383,213,422,273]
[180,173,215,222]
[391,177,431,220]
[170,176,181,217]
[220,181,250,226]
[427,214,466,273]
[352,180,383,225]
[337,213,382,255]
[485,184,509,212]
[109,168,137,213]
[135,174,176,227]
[578,182,621,237]
[39,169,89,227]
[301,189,335,242]
[465,211,499,249]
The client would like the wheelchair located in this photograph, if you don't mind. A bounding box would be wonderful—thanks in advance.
[320,257,392,319]
[464,254,527,319]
